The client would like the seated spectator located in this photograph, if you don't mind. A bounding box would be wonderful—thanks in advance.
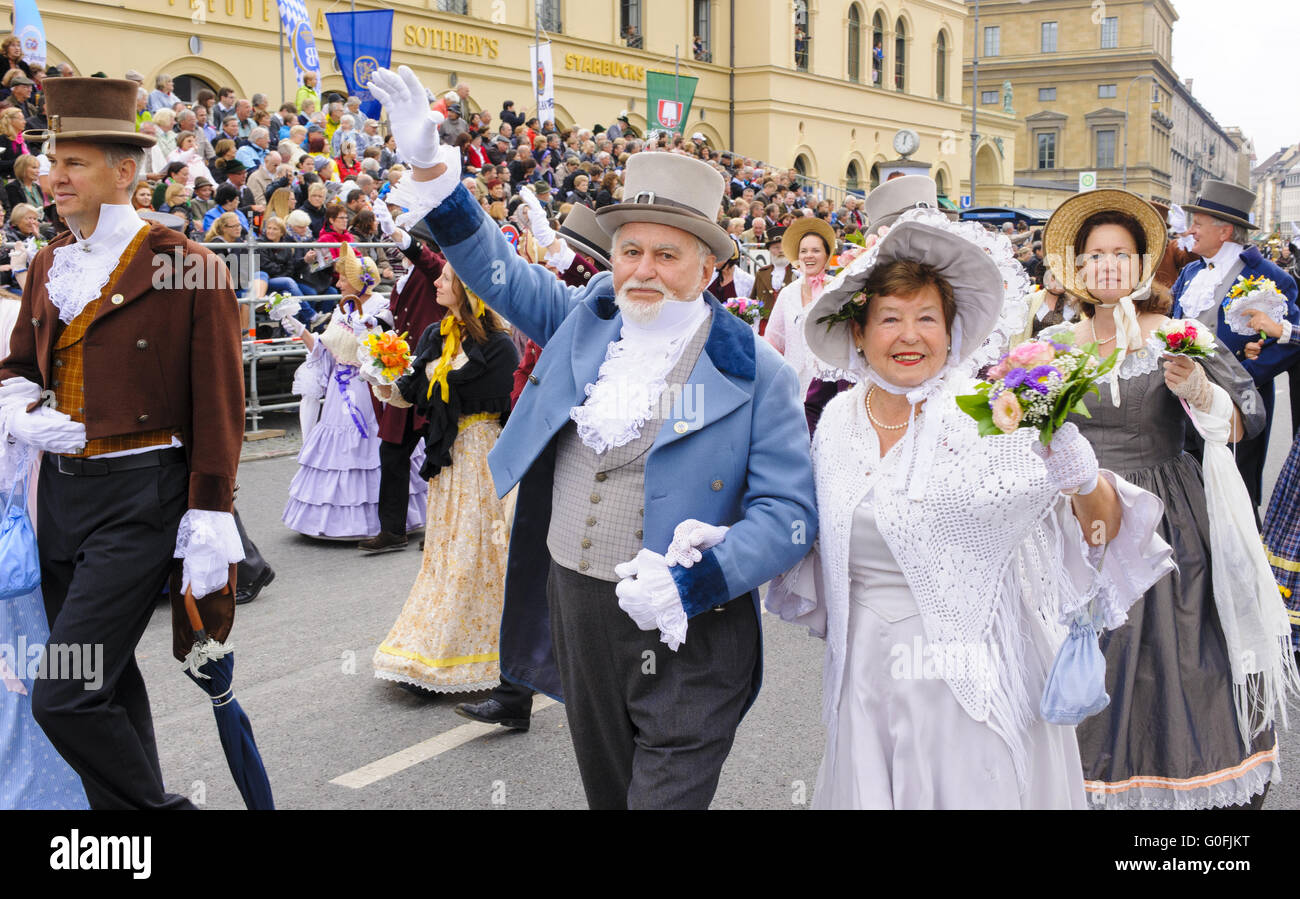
[4,153,44,215]
[151,108,178,158]
[6,202,50,243]
[594,171,619,209]
[285,208,336,301]
[295,181,329,236]
[317,202,355,261]
[264,186,297,226]
[0,107,28,179]
[202,182,251,234]
[147,73,183,113]
[131,181,154,212]
[335,140,362,182]
[158,180,191,216]
[255,214,315,318]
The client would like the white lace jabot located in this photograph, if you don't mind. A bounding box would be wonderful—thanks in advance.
[48,204,148,324]
[1179,240,1242,320]
[570,295,709,453]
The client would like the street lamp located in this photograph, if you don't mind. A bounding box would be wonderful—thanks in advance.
[1122,74,1157,191]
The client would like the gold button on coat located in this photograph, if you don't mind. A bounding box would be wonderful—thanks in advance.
[586,516,597,527]
[136,339,148,349]
[634,529,643,539]
[581,538,592,549]
[594,471,607,482]
[711,479,723,491]
[578,561,590,571]
[111,294,124,305]
[590,493,600,503]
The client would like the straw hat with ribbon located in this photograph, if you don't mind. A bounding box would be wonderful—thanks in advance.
[1042,189,1167,403]
[334,242,380,298]
[781,215,837,267]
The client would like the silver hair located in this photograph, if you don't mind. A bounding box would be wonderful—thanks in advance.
[154,73,170,89]
[1230,223,1251,244]
[103,144,148,192]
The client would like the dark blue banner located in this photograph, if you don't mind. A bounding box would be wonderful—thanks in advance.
[325,9,393,121]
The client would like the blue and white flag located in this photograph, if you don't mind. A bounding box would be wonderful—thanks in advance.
[13,0,46,70]
[276,0,321,86]
[325,9,393,121]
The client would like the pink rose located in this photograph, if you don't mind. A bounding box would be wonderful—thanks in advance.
[987,356,1012,381]
[991,391,1023,434]
[1007,341,1055,368]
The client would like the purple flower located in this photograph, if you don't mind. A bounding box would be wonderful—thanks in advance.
[1025,365,1059,395]
[1003,367,1030,389]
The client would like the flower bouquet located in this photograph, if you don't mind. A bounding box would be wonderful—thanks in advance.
[1148,319,1216,358]
[357,329,414,386]
[262,291,302,324]
[956,333,1119,445]
[1223,274,1288,340]
[724,297,762,325]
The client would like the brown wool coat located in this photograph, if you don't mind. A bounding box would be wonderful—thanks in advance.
[0,221,245,658]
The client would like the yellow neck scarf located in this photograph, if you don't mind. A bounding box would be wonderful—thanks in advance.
[427,291,486,401]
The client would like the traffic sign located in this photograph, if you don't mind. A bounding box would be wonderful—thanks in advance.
[1079,171,1097,192]
[960,195,972,209]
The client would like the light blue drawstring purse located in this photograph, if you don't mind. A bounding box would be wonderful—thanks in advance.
[0,472,41,600]
[1040,545,1111,726]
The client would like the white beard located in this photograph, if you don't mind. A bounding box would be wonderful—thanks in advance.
[615,279,687,325]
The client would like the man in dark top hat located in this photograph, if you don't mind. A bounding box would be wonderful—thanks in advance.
[0,77,244,809]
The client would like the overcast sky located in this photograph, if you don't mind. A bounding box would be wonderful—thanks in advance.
[1169,0,1297,160]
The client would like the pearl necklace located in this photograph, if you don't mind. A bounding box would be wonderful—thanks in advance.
[1090,319,1117,347]
[866,386,910,430]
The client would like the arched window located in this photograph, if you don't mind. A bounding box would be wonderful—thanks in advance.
[846,160,862,192]
[174,75,216,103]
[794,1,810,72]
[935,169,947,198]
[870,163,881,191]
[538,0,562,33]
[871,12,885,85]
[894,18,906,92]
[936,31,947,100]
[847,5,862,83]
[794,154,809,178]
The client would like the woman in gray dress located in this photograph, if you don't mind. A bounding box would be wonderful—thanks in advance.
[1041,189,1276,809]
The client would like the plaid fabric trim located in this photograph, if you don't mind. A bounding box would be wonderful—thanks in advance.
[51,226,176,457]
[1262,435,1300,650]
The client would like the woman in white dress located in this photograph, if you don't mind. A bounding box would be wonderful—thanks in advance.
[765,209,1174,809]
[764,217,837,397]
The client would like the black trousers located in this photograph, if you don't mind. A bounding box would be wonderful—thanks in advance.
[233,506,270,590]
[546,560,758,810]
[30,454,196,810]
[377,419,423,536]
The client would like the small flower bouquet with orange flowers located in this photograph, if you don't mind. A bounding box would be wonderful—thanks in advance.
[358,329,414,386]
[1224,274,1287,340]
[1148,318,1216,358]
[956,333,1119,445]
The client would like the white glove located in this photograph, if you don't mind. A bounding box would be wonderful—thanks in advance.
[665,519,730,568]
[0,377,41,410]
[613,549,689,651]
[1031,421,1100,496]
[8,406,86,454]
[384,143,463,229]
[366,66,445,168]
[391,228,412,250]
[518,185,557,247]
[175,509,244,600]
[374,199,397,238]
[280,315,306,337]
[1164,355,1214,411]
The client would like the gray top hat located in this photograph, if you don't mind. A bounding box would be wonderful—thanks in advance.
[595,152,732,259]
[558,203,611,270]
[804,220,1006,374]
[865,175,939,229]
[1182,179,1257,231]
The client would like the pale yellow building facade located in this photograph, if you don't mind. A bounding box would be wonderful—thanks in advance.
[17,0,1023,206]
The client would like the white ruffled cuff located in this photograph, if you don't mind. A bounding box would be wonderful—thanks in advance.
[764,545,827,639]
[1059,470,1174,630]
[174,510,244,599]
[632,554,689,651]
[546,239,575,273]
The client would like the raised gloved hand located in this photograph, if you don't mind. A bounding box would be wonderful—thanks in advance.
[518,184,557,247]
[613,549,688,651]
[373,199,397,238]
[8,406,86,454]
[366,66,445,168]
[279,314,306,337]
[665,519,730,568]
[1162,353,1214,411]
[1031,421,1099,496]
[0,377,41,410]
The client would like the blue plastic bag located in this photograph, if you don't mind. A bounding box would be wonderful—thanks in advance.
[0,475,40,600]
[1039,613,1110,726]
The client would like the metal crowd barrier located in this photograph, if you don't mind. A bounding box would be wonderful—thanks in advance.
[196,237,397,433]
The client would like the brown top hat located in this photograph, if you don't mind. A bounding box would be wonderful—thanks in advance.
[27,77,156,149]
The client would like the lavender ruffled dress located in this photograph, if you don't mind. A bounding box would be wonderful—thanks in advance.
[282,342,427,539]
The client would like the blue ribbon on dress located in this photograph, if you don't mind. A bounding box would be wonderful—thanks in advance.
[334,364,369,439]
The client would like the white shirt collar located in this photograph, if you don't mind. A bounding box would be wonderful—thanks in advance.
[69,203,147,256]
[619,293,708,341]
[1203,240,1243,270]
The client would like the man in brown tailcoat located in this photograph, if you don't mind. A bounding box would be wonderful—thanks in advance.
[0,79,245,809]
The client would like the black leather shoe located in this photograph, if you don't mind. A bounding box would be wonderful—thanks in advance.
[235,566,275,605]
[359,531,408,554]
[454,698,530,731]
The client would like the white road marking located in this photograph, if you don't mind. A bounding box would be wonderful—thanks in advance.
[330,697,558,789]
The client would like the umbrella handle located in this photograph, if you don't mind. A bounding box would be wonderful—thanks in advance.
[184,581,233,634]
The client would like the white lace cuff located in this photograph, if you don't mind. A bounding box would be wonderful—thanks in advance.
[634,554,689,651]
[1059,470,1174,630]
[174,510,244,599]
[764,545,827,639]
[547,239,575,273]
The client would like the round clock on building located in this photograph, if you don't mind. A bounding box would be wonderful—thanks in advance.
[893,128,920,158]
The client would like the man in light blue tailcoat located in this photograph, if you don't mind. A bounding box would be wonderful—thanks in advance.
[369,66,817,809]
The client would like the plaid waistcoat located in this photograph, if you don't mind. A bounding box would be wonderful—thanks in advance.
[548,314,711,582]
[51,226,177,457]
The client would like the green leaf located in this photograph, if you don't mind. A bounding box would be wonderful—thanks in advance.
[978,417,1005,437]
[955,392,994,418]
